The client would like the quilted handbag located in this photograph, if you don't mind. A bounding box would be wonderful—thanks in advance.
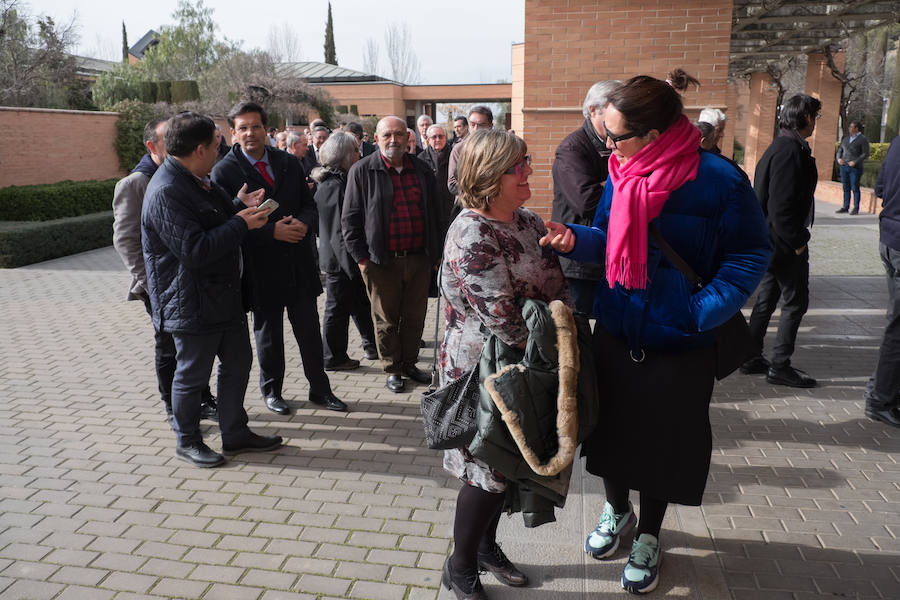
[420,364,481,450]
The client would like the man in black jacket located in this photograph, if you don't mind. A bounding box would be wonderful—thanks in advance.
[142,112,280,467]
[864,137,900,427]
[342,116,443,393]
[551,80,619,314]
[742,94,821,388]
[419,123,453,229]
[212,102,347,415]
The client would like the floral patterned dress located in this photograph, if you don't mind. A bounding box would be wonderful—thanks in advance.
[439,208,573,492]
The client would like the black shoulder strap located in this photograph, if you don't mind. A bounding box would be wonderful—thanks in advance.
[648,221,703,290]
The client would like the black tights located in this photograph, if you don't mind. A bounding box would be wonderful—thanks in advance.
[604,478,668,538]
[450,482,505,572]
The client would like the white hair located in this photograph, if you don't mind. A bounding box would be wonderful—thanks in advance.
[582,80,621,119]
[698,108,727,126]
[416,114,433,126]
[426,124,445,137]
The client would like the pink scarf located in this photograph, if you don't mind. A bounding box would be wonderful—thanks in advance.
[605,114,701,289]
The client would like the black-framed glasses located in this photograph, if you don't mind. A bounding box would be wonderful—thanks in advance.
[503,155,532,175]
[603,121,640,149]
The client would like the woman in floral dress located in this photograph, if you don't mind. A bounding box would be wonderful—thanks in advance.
[438,129,572,599]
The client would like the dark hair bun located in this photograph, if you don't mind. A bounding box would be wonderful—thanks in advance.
[667,68,701,92]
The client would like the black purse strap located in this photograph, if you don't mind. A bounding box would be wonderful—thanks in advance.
[648,221,703,291]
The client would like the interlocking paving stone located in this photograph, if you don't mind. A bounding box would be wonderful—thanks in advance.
[0,209,898,599]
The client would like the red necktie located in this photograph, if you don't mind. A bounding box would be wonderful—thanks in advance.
[255,161,274,187]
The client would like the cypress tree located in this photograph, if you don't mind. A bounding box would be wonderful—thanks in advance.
[121,22,129,63]
[324,2,337,65]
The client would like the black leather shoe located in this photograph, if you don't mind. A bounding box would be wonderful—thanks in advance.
[739,356,770,375]
[364,346,379,360]
[324,357,360,371]
[442,557,487,600]
[264,395,291,415]
[176,441,225,468]
[865,405,900,428]
[766,365,816,388]
[222,431,283,456]
[850,208,860,215]
[200,399,218,422]
[386,374,405,393]
[835,207,849,214]
[478,543,529,587]
[402,366,431,385]
[309,392,348,412]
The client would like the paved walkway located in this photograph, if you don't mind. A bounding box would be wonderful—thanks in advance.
[0,206,897,599]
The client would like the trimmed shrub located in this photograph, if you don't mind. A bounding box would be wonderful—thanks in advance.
[156,81,172,104]
[170,80,200,103]
[0,212,114,268]
[112,100,165,172]
[0,180,118,221]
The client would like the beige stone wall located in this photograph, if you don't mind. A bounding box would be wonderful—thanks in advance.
[0,107,125,187]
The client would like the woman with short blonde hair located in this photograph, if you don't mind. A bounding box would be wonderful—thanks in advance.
[437,128,571,599]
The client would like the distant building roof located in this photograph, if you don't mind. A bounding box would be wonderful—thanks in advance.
[276,62,393,84]
[129,30,159,59]
[73,55,117,78]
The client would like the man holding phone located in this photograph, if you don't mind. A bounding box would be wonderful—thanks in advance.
[142,112,281,467]
[212,101,348,415]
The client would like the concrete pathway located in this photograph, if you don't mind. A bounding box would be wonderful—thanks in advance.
[0,206,897,599]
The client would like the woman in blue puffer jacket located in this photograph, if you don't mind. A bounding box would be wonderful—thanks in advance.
[542,72,771,594]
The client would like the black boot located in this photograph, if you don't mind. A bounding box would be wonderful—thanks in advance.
[442,557,487,600]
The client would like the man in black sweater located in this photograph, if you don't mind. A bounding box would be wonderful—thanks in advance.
[742,94,821,388]
[864,137,900,427]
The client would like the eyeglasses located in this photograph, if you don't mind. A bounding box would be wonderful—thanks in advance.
[428,134,446,140]
[503,155,532,175]
[603,121,640,149]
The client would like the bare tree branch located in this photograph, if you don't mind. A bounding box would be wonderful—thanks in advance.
[383,22,420,84]
[362,36,379,76]
[266,22,302,63]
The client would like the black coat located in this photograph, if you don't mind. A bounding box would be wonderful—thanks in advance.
[211,144,322,311]
[753,131,818,256]
[300,145,319,175]
[877,137,900,251]
[314,169,357,276]
[142,156,248,334]
[551,119,609,281]
[342,150,444,266]
[420,145,454,230]
[360,140,378,157]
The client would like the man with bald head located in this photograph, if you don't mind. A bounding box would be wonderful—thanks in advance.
[342,116,443,392]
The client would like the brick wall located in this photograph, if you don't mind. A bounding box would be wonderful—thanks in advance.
[521,0,734,219]
[0,107,125,188]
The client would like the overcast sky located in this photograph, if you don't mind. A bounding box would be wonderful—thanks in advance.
[36,0,524,84]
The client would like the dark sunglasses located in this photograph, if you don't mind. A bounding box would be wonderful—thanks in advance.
[503,155,532,175]
[603,121,640,149]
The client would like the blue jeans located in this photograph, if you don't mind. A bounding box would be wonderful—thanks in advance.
[865,243,900,410]
[840,164,862,210]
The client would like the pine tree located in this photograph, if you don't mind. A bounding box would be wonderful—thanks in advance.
[121,22,129,63]
[324,2,337,65]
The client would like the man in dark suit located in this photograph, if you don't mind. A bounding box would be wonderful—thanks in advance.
[551,80,619,314]
[212,102,347,414]
[345,122,377,157]
[835,120,870,215]
[742,94,821,388]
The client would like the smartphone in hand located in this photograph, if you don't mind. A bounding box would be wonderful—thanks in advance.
[256,198,279,213]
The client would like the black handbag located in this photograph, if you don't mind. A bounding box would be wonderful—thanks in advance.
[649,223,755,380]
[420,293,480,449]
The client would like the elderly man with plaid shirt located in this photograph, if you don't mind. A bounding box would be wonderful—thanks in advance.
[342,116,445,393]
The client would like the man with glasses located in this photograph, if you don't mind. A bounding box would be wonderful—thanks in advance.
[420,124,454,226]
[448,105,494,215]
[551,80,620,314]
[342,116,444,393]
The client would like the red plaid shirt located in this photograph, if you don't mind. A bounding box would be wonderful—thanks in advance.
[382,153,425,252]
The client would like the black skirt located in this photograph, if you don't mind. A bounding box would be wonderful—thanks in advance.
[582,324,716,506]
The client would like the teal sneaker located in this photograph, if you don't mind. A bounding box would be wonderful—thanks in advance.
[622,533,660,594]
[584,501,636,559]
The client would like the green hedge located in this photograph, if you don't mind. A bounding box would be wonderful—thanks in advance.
[0,212,113,268]
[0,179,118,221]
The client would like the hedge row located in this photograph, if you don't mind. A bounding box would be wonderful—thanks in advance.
[0,179,117,221]
[0,212,113,268]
